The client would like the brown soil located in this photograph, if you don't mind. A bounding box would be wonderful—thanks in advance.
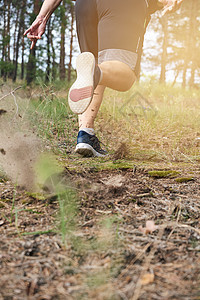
[0,165,199,300]
[0,84,199,299]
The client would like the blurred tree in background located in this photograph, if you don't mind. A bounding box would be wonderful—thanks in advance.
[0,0,199,86]
[0,0,76,84]
[142,0,200,87]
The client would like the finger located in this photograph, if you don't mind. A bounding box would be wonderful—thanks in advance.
[30,39,37,49]
[176,0,183,8]
[30,41,36,49]
[24,28,31,36]
[170,0,181,11]
[173,0,183,8]
[27,34,40,39]
[174,0,179,9]
[161,6,172,15]
[161,0,180,15]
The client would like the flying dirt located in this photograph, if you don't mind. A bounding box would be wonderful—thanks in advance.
[0,85,41,190]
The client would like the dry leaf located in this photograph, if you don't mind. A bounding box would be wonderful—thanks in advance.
[0,219,5,226]
[139,220,158,234]
[140,273,155,285]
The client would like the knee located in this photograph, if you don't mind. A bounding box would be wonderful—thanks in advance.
[99,61,136,91]
[118,71,136,92]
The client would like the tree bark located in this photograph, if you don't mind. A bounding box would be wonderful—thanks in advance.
[67,3,74,82]
[49,18,57,81]
[26,0,41,85]
[45,20,51,82]
[13,5,25,82]
[20,0,27,80]
[182,1,192,88]
[59,2,66,80]
[159,15,168,83]
[189,0,198,88]
[2,1,7,80]
[49,16,57,80]
[6,0,11,63]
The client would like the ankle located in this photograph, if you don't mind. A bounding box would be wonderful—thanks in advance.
[79,127,95,135]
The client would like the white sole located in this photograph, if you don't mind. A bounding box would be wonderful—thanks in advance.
[75,143,106,157]
[68,52,95,114]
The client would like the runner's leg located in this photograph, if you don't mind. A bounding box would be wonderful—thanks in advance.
[73,0,147,156]
[78,85,105,129]
[78,61,136,129]
[99,60,136,92]
[75,0,106,125]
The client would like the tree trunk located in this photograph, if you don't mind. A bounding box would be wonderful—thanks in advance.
[182,57,188,88]
[189,0,198,88]
[13,5,24,82]
[45,20,51,82]
[20,0,26,80]
[171,67,180,87]
[67,3,75,82]
[21,35,25,80]
[59,2,66,80]
[49,18,56,80]
[182,1,192,88]
[26,48,37,85]
[2,1,7,80]
[7,0,11,63]
[2,0,12,81]
[26,0,41,85]
[159,15,168,83]
[12,9,20,66]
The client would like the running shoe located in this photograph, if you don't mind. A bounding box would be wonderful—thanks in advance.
[75,130,107,157]
[68,52,101,114]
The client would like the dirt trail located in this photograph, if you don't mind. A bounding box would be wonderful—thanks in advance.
[0,84,199,300]
[0,166,200,300]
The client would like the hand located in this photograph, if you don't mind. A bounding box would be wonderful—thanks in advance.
[159,0,184,15]
[24,16,47,49]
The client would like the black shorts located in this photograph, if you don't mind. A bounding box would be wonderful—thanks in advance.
[75,0,147,71]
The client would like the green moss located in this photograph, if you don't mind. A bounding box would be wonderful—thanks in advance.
[148,170,180,178]
[128,198,137,202]
[97,160,134,171]
[26,192,46,201]
[66,158,135,172]
[0,171,8,182]
[175,177,194,183]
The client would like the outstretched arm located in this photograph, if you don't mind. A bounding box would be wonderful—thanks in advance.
[24,0,62,49]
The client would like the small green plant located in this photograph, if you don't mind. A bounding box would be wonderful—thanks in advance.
[175,177,194,183]
[10,184,17,223]
[0,168,8,183]
[28,87,78,154]
[86,269,110,289]
[35,153,78,245]
[57,187,77,244]
[148,170,180,178]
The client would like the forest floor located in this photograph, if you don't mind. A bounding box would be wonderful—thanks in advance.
[0,83,200,300]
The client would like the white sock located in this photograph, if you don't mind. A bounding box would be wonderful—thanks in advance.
[80,128,95,135]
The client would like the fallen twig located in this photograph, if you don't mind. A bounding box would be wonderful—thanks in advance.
[0,86,22,102]
[0,86,22,117]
